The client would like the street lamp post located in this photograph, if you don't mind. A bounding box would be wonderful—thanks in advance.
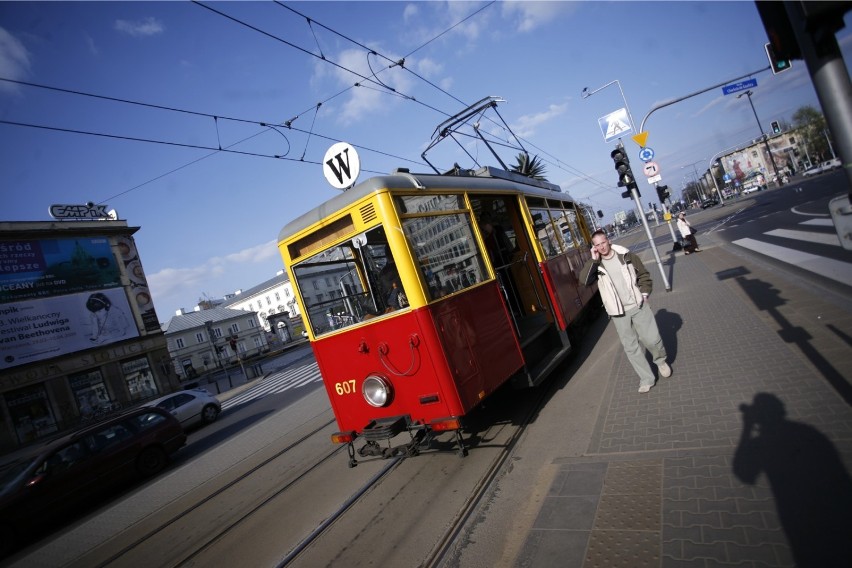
[736,90,783,186]
[582,82,670,292]
[581,80,637,134]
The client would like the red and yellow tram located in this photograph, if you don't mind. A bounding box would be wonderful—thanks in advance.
[277,164,599,465]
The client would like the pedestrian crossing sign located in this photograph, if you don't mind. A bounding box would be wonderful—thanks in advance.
[598,108,633,143]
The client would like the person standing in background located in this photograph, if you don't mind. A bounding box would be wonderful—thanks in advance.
[676,212,700,255]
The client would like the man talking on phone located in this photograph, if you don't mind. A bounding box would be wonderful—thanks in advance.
[580,230,672,393]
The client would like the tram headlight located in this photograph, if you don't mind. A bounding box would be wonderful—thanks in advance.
[362,375,393,407]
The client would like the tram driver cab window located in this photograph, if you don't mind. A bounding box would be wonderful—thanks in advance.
[292,226,409,336]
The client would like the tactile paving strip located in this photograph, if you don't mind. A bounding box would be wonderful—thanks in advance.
[586,459,662,565]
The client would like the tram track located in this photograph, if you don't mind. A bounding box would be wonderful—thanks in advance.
[422,370,559,568]
[9,410,342,568]
[270,367,563,567]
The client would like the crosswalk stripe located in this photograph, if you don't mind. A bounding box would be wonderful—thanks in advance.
[764,229,841,247]
[800,218,833,226]
[221,363,322,410]
[732,238,852,286]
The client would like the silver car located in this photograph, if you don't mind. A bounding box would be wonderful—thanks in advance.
[146,389,221,429]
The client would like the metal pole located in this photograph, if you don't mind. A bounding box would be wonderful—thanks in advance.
[630,185,671,291]
[582,79,637,134]
[639,66,770,134]
[584,89,670,291]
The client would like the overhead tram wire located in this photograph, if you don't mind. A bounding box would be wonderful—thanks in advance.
[222,0,607,190]
[275,1,498,110]
[0,77,425,202]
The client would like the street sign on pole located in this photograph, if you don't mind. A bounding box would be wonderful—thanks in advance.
[643,161,660,177]
[722,78,758,96]
[598,108,633,142]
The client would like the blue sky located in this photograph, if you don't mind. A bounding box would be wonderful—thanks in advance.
[2,1,850,323]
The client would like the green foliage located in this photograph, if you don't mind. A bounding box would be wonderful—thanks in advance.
[792,105,830,160]
[511,152,548,181]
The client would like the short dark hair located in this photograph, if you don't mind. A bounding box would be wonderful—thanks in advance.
[591,229,606,239]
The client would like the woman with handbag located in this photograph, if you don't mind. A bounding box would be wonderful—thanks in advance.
[676,212,701,254]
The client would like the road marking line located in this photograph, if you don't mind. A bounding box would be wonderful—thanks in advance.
[732,238,852,286]
[800,218,833,226]
[764,229,841,246]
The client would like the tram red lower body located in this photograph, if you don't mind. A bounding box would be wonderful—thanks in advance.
[313,282,524,436]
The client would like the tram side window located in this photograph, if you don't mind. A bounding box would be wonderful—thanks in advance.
[291,226,408,336]
[528,207,565,259]
[554,208,582,249]
[396,194,488,302]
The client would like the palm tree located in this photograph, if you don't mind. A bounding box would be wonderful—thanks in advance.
[511,152,548,181]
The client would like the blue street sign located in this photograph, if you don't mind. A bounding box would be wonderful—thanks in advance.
[639,147,655,162]
[722,78,758,96]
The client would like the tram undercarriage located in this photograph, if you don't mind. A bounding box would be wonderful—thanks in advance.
[339,415,468,468]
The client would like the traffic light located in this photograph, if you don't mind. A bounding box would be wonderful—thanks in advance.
[764,43,792,75]
[656,184,670,203]
[756,2,800,63]
[229,337,237,350]
[611,145,639,199]
[771,120,781,134]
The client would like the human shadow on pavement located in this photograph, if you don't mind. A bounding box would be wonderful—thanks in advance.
[733,393,852,567]
[654,308,681,364]
[717,267,852,405]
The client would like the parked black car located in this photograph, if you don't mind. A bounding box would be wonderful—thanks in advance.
[701,198,719,209]
[0,407,186,557]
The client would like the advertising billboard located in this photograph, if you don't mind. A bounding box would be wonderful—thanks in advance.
[0,237,121,303]
[0,287,139,370]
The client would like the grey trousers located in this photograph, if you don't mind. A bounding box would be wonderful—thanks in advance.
[611,302,668,387]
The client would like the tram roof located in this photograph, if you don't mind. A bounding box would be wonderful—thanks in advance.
[278,166,575,243]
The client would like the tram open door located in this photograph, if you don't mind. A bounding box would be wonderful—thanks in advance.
[471,195,572,388]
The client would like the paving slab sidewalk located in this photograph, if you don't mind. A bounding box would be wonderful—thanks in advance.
[451,234,852,568]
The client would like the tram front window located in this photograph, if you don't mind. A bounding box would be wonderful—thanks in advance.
[292,226,407,336]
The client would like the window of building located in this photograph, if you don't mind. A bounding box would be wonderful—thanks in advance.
[248,317,256,328]
[266,296,272,306]
[195,332,204,343]
[231,323,240,333]
[5,384,58,444]
[175,337,185,348]
[69,370,112,417]
[275,292,280,301]
[122,357,158,401]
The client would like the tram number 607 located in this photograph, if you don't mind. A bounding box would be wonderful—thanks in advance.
[335,380,357,396]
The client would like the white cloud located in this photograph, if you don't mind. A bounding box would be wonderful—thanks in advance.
[501,1,575,33]
[403,3,419,23]
[415,57,443,79]
[85,34,99,56]
[114,17,165,38]
[146,239,279,313]
[0,27,31,94]
[511,102,569,138]
[325,47,416,125]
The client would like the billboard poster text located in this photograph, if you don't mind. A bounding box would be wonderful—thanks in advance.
[0,288,139,370]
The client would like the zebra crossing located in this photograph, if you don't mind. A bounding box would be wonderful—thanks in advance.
[221,361,322,411]
[731,215,852,288]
